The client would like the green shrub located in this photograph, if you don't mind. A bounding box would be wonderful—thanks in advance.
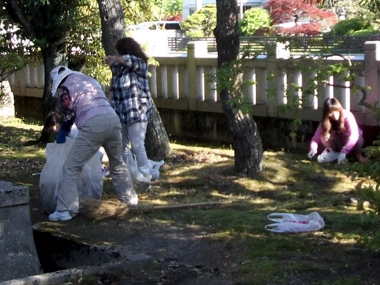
[330,18,374,36]
[239,8,273,36]
[352,29,377,37]
[183,30,204,38]
[346,135,380,250]
[181,5,217,37]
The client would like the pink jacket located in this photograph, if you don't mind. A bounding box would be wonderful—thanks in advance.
[60,73,115,129]
[310,109,362,154]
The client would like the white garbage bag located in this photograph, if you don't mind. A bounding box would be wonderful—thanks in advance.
[265,212,325,233]
[126,154,164,182]
[39,137,103,214]
[148,159,164,181]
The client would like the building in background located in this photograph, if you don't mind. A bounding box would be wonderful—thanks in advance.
[182,0,269,20]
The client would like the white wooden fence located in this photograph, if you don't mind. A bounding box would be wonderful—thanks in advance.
[6,40,380,126]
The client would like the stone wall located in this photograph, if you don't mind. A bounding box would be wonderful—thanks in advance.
[11,96,380,150]
[14,95,44,120]
[158,108,320,150]
[9,96,315,150]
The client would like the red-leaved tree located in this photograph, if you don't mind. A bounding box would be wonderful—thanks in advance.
[166,14,183,22]
[264,0,337,36]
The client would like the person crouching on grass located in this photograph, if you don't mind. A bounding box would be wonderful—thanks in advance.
[48,66,138,222]
[308,97,365,164]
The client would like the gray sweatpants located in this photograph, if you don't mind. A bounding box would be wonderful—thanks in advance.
[56,113,136,214]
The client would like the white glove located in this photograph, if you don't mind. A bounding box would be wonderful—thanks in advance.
[338,152,346,164]
[308,149,317,159]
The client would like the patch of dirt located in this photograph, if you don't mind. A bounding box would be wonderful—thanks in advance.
[16,145,380,285]
[28,148,237,285]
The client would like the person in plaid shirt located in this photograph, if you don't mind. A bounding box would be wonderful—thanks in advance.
[48,66,138,221]
[104,37,154,191]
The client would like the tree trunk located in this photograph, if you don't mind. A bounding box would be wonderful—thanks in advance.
[41,44,66,117]
[97,0,126,56]
[97,0,171,160]
[145,105,171,161]
[214,0,263,175]
[23,45,65,146]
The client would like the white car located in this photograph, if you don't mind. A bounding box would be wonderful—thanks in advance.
[131,21,182,31]
[129,21,183,54]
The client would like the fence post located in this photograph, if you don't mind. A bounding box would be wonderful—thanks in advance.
[37,62,44,88]
[187,41,208,111]
[0,81,15,118]
[187,42,197,110]
[363,41,380,125]
[266,44,279,117]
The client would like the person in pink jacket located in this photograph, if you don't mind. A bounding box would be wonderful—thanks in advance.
[308,97,365,164]
[48,66,138,222]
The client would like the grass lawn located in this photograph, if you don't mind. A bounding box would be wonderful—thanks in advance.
[1,117,379,285]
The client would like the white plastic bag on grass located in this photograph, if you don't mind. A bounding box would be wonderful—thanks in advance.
[265,212,325,233]
[148,159,164,181]
[126,154,164,182]
[39,137,103,214]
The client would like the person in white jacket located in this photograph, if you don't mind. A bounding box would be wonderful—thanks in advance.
[48,66,138,222]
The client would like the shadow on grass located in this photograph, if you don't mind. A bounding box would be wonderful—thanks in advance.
[1,123,379,284]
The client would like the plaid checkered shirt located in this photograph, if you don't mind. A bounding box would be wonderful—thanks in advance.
[109,54,153,126]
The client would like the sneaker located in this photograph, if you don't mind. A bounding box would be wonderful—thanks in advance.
[49,210,72,221]
[317,148,340,163]
[126,194,139,206]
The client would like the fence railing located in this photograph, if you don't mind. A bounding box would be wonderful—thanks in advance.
[168,35,380,54]
[6,40,380,127]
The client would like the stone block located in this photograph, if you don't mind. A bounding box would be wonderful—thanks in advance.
[0,181,43,282]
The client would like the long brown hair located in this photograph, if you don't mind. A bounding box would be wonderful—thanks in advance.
[321,97,345,137]
[114,37,149,62]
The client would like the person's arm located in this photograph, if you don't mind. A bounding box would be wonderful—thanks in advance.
[56,88,75,143]
[59,89,75,132]
[310,123,323,152]
[104,54,144,73]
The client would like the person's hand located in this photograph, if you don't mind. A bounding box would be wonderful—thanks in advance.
[104,55,116,66]
[56,128,69,144]
[338,152,346,164]
[308,149,317,159]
